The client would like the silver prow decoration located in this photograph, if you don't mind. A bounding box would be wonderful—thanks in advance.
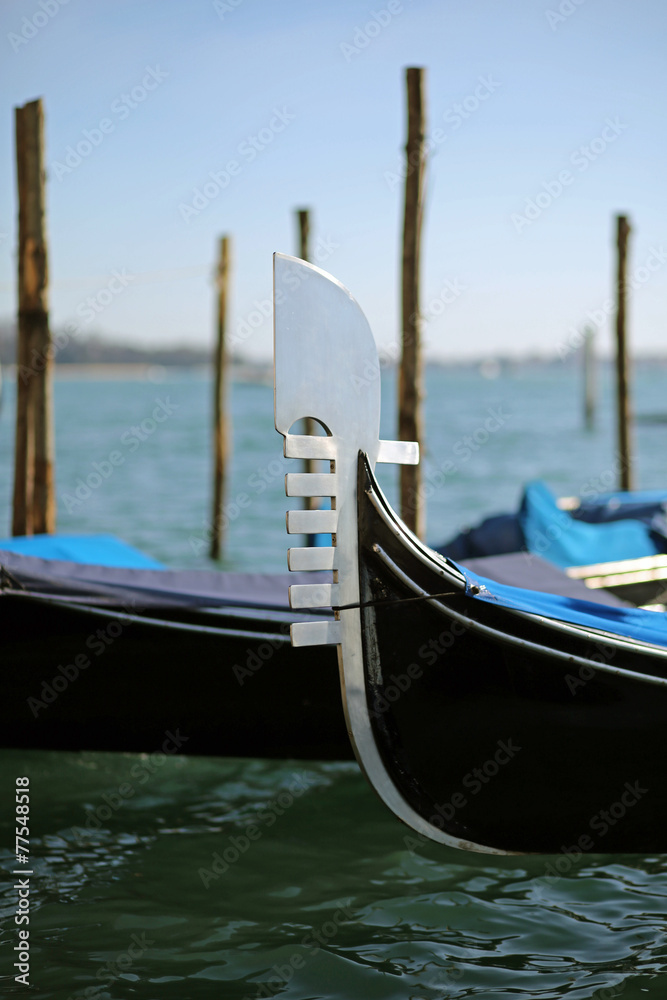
[274,252,490,848]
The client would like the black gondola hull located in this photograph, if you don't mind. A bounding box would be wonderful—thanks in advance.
[2,593,349,760]
[357,457,667,853]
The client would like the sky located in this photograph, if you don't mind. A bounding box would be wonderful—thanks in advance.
[0,0,666,361]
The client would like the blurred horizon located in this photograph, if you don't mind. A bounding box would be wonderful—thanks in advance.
[1,0,666,362]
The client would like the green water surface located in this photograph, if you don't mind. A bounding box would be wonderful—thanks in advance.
[1,750,666,998]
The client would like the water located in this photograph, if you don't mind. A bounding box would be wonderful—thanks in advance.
[1,363,667,997]
[1,363,666,568]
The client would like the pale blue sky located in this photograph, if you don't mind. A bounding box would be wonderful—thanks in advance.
[1,0,665,359]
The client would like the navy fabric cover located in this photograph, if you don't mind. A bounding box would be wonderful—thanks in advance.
[460,552,629,607]
[435,513,523,561]
[578,489,667,511]
[0,548,331,614]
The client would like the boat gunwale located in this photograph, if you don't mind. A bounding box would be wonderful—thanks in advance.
[364,472,667,663]
[3,589,294,643]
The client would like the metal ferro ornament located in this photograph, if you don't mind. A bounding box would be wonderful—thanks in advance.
[272,252,492,850]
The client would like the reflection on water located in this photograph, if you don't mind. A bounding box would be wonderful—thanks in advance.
[1,750,665,998]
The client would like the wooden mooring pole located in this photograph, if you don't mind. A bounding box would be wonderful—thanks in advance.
[399,67,426,538]
[13,97,55,536]
[615,214,633,491]
[583,325,596,431]
[297,208,310,266]
[210,235,230,560]
[296,208,318,507]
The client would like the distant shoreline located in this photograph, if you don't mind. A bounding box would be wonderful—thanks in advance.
[1,362,274,383]
[1,356,666,384]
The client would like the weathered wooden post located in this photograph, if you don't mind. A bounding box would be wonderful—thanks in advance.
[583,325,596,431]
[399,67,426,538]
[297,208,310,266]
[210,235,230,560]
[296,208,318,508]
[13,97,55,536]
[615,214,633,491]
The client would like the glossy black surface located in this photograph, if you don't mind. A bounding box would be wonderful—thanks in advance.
[2,594,350,760]
[357,457,667,853]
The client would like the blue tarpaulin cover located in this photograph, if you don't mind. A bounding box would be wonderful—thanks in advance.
[519,481,662,568]
[436,482,667,565]
[0,534,164,569]
[461,561,667,650]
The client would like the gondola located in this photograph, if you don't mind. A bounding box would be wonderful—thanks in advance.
[0,542,347,759]
[274,252,667,854]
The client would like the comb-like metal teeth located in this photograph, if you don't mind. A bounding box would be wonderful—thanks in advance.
[289,583,338,609]
[291,620,342,647]
[377,439,420,465]
[288,546,336,571]
[285,472,336,498]
[284,434,336,460]
[286,509,338,534]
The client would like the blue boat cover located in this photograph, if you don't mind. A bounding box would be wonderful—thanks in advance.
[0,534,164,569]
[435,483,667,565]
[519,481,661,568]
[461,561,667,650]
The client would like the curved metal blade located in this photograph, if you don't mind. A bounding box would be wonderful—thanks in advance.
[273,252,382,461]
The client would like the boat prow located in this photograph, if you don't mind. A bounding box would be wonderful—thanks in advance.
[274,253,667,854]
